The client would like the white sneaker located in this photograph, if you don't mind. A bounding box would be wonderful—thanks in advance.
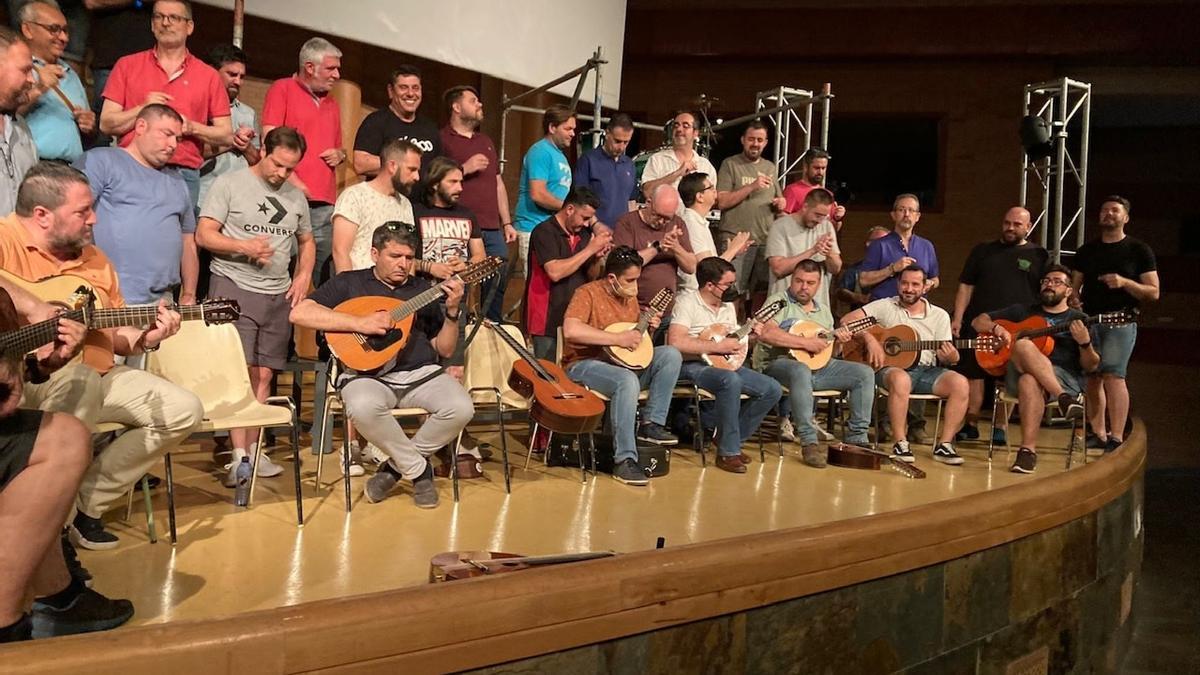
[779,418,796,442]
[457,436,484,461]
[362,442,389,466]
[253,451,285,477]
[341,445,365,477]
[815,425,836,443]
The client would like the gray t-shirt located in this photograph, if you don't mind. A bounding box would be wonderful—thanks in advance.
[764,214,840,308]
[716,154,781,243]
[200,167,311,293]
[197,98,260,209]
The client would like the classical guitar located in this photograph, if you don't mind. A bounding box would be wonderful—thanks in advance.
[482,319,606,435]
[325,257,504,372]
[787,316,878,370]
[841,325,1001,371]
[602,288,673,371]
[700,299,786,370]
[827,442,927,479]
[974,310,1137,377]
[429,550,616,583]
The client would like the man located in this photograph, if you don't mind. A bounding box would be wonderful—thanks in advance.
[858,193,940,301]
[782,148,847,228]
[754,259,875,468]
[196,127,314,486]
[409,156,485,279]
[668,257,782,473]
[640,110,717,202]
[611,185,697,337]
[835,226,889,316]
[354,65,440,176]
[973,265,1095,474]
[440,85,513,321]
[4,162,201,549]
[18,1,94,163]
[562,245,682,484]
[950,207,1047,442]
[765,188,841,308]
[574,112,637,228]
[98,0,232,208]
[290,227,472,509]
[76,103,197,305]
[332,138,420,273]
[0,27,37,216]
[715,120,785,295]
[514,104,575,272]
[525,186,610,360]
[262,37,344,284]
[677,171,749,292]
[197,44,260,210]
[1072,195,1159,452]
[842,266,968,465]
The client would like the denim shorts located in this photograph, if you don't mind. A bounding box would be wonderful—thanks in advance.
[1005,361,1085,398]
[1094,323,1137,378]
[876,365,950,395]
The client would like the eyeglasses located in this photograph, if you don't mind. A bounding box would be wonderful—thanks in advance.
[152,12,191,25]
[26,21,68,35]
[893,207,920,215]
[1041,278,1069,287]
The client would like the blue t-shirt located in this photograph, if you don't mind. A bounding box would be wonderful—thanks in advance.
[75,148,196,304]
[574,146,636,228]
[514,138,571,233]
[863,231,940,300]
[26,59,89,162]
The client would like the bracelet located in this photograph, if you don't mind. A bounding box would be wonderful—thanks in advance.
[140,330,160,353]
[1077,341,1091,350]
[445,309,461,322]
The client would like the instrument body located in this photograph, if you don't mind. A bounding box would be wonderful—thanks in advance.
[701,299,785,370]
[429,550,616,583]
[602,288,672,370]
[787,316,877,370]
[842,325,999,371]
[974,310,1136,376]
[828,443,926,479]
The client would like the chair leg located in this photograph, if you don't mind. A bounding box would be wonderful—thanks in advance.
[164,453,177,545]
[933,399,944,449]
[140,474,157,544]
[988,385,999,460]
[497,399,511,494]
[311,363,329,454]
[342,416,352,513]
[693,390,706,467]
[874,389,883,452]
[247,428,265,507]
[291,413,304,527]
[315,396,336,489]
[576,434,587,484]
[452,428,464,503]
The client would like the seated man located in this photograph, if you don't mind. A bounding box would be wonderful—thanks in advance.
[972,264,1096,474]
[754,259,875,468]
[668,257,783,474]
[841,265,969,465]
[562,246,682,486]
[3,162,202,550]
[290,226,472,509]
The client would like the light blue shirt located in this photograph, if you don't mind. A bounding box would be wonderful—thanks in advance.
[514,138,571,233]
[75,148,196,304]
[198,97,260,208]
[26,58,88,162]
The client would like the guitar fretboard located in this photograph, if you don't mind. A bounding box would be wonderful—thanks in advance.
[0,305,214,358]
[886,338,982,352]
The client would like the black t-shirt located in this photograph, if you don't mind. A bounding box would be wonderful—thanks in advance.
[988,303,1092,374]
[310,269,444,373]
[1073,236,1156,313]
[353,109,442,170]
[409,202,482,264]
[525,217,594,337]
[958,240,1049,334]
[91,6,154,69]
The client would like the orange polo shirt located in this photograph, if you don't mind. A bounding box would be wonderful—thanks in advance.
[0,214,125,374]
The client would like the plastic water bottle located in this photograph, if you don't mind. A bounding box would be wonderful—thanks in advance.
[233,457,252,507]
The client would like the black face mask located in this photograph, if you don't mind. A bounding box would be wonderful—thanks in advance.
[719,285,741,303]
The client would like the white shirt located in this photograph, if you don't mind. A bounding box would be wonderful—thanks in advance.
[678,207,718,291]
[641,148,717,214]
[671,291,739,360]
[860,296,952,367]
[332,182,415,270]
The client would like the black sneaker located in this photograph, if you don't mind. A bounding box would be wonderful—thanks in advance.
[411,461,439,509]
[637,422,679,446]
[31,588,134,638]
[992,427,1007,446]
[891,440,915,463]
[1011,447,1037,474]
[612,458,650,486]
[69,513,119,551]
[955,423,980,442]
[61,531,93,588]
[1085,431,1107,450]
[0,614,32,643]
[1105,437,1121,453]
[932,442,965,465]
[1057,393,1084,421]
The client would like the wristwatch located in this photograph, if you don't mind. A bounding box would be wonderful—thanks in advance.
[445,309,462,322]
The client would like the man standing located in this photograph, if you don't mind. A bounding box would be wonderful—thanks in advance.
[353,65,440,176]
[715,120,785,293]
[950,207,1047,442]
[332,138,420,273]
[409,156,485,279]
[262,37,343,284]
[765,188,841,307]
[1072,196,1159,452]
[782,148,847,229]
[98,0,232,209]
[440,84,512,320]
[195,127,315,485]
[0,27,37,216]
[611,185,697,336]
[677,171,749,293]
[197,44,260,210]
[574,113,636,228]
[640,110,717,201]
[18,1,94,163]
[525,186,610,360]
[858,193,940,301]
[76,103,197,305]
[514,104,575,272]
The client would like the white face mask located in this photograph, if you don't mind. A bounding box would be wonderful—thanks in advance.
[610,277,638,299]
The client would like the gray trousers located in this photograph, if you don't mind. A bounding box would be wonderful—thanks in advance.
[340,371,475,480]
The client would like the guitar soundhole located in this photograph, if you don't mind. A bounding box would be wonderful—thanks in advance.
[883,339,902,357]
[365,328,404,352]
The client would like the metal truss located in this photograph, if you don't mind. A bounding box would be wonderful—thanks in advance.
[1021,78,1092,261]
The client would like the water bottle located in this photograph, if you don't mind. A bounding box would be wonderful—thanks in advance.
[233,456,252,507]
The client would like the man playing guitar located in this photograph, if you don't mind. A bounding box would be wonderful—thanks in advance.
[972,264,1097,474]
[561,246,682,486]
[290,225,471,509]
[667,257,782,474]
[841,265,969,465]
[754,259,875,468]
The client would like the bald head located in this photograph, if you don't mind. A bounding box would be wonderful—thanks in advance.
[1000,206,1032,244]
[649,184,680,218]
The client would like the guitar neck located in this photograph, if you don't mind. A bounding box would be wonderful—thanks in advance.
[1,304,216,359]
[633,308,654,334]
[1017,313,1109,340]
[892,338,978,351]
[390,284,446,322]
[484,321,554,380]
[0,307,86,358]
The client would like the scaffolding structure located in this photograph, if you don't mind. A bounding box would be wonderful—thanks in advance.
[749,84,833,189]
[1020,77,1092,262]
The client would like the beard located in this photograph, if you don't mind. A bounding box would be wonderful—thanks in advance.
[898,291,921,306]
[436,186,460,206]
[392,172,415,196]
[1040,288,1065,305]
[47,231,90,259]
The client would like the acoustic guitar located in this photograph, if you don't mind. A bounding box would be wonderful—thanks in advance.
[482,319,606,435]
[787,316,878,370]
[828,442,927,479]
[974,310,1137,376]
[602,288,673,370]
[429,550,615,583]
[700,299,786,370]
[841,325,1001,371]
[325,257,504,372]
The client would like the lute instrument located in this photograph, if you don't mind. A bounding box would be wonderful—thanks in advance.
[700,299,785,370]
[429,550,616,583]
[974,309,1137,376]
[786,315,877,370]
[602,288,672,370]
[828,442,927,479]
[841,324,1001,371]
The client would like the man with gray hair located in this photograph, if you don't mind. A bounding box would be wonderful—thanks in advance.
[16,0,94,163]
[0,26,38,215]
[263,36,344,284]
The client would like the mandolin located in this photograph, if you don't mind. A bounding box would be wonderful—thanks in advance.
[841,325,1001,371]
[602,288,673,370]
[974,310,1136,377]
[700,299,785,370]
[787,316,877,370]
[483,319,606,435]
[827,442,926,479]
[325,257,504,372]
[429,550,616,583]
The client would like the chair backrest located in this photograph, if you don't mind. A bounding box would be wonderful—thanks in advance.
[145,322,258,416]
[463,322,529,410]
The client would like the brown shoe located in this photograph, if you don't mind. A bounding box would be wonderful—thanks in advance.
[801,443,827,468]
[715,454,747,474]
[739,452,753,464]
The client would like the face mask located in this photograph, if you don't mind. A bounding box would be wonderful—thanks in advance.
[611,277,639,299]
[719,284,741,303]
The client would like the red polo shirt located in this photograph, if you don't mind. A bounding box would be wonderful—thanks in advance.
[262,76,342,205]
[102,48,229,170]
[439,126,500,230]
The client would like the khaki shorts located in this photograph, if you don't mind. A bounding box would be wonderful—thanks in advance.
[209,274,292,370]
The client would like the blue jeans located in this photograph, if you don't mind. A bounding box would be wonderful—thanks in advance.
[1094,322,1136,378]
[566,346,682,463]
[765,358,874,446]
[309,203,335,285]
[532,335,556,362]
[679,362,782,457]
[480,228,509,321]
